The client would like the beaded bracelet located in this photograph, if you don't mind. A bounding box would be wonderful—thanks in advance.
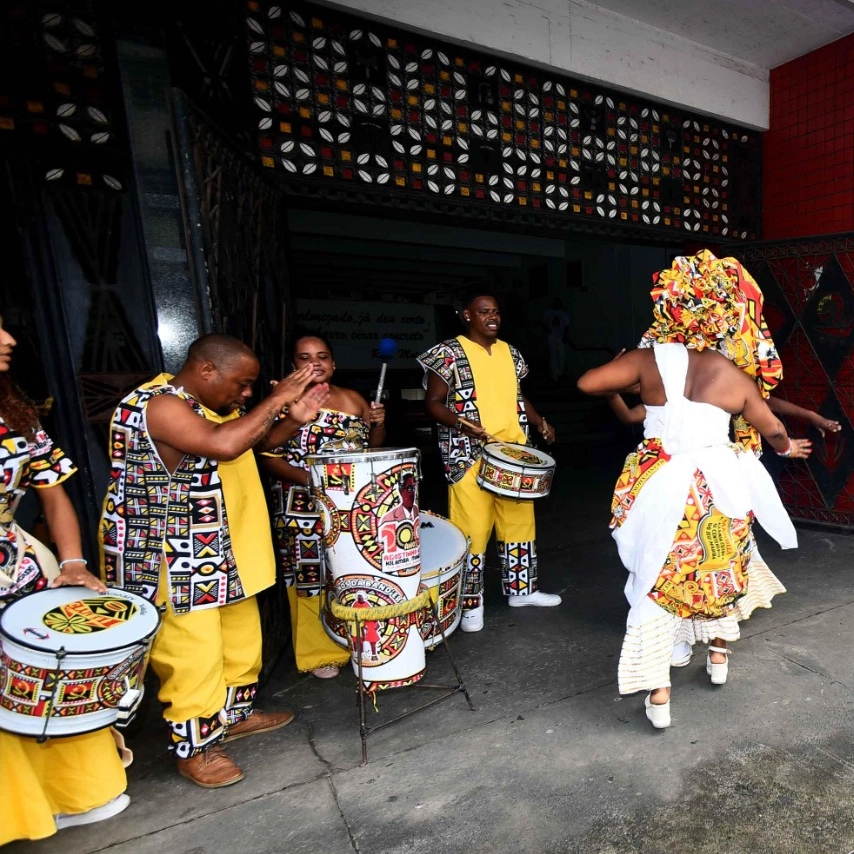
[59,558,88,570]
[776,439,793,458]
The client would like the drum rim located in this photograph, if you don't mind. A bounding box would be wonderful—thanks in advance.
[481,441,554,466]
[419,509,468,579]
[0,587,162,655]
[305,446,420,465]
[0,711,122,737]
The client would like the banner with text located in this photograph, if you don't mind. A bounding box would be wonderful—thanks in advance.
[295,300,436,370]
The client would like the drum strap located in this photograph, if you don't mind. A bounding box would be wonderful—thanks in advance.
[0,523,60,589]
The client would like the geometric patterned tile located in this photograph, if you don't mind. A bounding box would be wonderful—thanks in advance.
[803,388,854,507]
[779,326,829,412]
[799,255,854,380]
[741,238,854,527]
[753,259,796,347]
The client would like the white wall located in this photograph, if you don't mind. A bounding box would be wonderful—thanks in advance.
[321,0,769,130]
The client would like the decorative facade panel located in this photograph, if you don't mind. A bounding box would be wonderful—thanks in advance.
[0,1,127,193]
[246,0,760,240]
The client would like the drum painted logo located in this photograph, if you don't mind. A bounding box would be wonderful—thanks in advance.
[350,466,421,575]
[335,574,420,667]
[500,446,544,466]
[41,598,140,634]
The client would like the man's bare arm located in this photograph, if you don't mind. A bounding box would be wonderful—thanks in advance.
[147,366,314,461]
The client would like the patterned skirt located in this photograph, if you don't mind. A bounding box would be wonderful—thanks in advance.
[612,446,786,694]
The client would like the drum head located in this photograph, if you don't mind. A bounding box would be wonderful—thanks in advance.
[0,587,160,654]
[306,446,420,466]
[483,442,554,469]
[419,511,467,572]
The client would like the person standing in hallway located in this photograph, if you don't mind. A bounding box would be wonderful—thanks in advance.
[541,297,571,382]
[100,334,327,788]
[418,291,561,634]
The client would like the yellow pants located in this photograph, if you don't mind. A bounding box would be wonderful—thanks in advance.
[288,586,350,673]
[0,728,126,845]
[150,595,262,758]
[448,462,538,608]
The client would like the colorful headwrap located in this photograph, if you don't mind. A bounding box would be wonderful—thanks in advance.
[638,249,783,452]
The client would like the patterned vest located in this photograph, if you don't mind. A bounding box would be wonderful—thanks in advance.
[99,379,245,614]
[417,337,529,484]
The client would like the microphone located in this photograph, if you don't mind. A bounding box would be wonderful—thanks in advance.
[375,337,398,404]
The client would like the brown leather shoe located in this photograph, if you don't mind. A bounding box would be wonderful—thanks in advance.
[177,746,244,788]
[222,709,295,743]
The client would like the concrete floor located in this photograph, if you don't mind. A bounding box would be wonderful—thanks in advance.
[9,443,854,854]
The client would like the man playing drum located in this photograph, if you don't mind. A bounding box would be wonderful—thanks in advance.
[100,334,327,788]
[418,291,561,633]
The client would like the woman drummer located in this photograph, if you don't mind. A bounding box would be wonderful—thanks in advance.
[258,332,385,678]
[0,317,131,844]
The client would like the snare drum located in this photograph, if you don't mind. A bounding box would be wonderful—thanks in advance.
[0,587,160,738]
[477,442,555,499]
[418,511,467,650]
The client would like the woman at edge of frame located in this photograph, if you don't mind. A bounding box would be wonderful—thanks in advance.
[258,332,385,679]
[0,316,132,845]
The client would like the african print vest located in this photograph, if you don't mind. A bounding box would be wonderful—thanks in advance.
[99,379,245,614]
[283,408,370,467]
[417,337,529,484]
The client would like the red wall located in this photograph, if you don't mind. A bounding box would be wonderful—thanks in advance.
[764,35,854,240]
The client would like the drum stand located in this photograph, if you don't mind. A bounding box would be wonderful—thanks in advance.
[327,591,476,766]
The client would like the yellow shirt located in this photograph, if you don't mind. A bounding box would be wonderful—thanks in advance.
[457,336,527,444]
[149,373,276,599]
[200,405,276,598]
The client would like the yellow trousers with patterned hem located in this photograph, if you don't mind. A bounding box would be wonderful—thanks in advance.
[0,728,126,845]
[151,595,262,728]
[288,586,350,673]
[449,462,536,553]
[449,462,539,604]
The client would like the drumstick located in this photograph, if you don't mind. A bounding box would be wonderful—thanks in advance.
[541,417,554,443]
[456,416,500,444]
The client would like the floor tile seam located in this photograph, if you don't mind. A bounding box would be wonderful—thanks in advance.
[811,744,854,778]
[323,677,619,775]
[739,598,854,640]
[325,772,363,853]
[78,772,334,853]
[772,652,854,691]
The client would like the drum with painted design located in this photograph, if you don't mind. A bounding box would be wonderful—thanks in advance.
[0,586,160,738]
[323,510,468,652]
[307,447,425,690]
[418,511,467,649]
[477,442,555,499]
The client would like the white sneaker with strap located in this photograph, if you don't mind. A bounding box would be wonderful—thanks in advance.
[644,694,671,729]
[706,646,730,685]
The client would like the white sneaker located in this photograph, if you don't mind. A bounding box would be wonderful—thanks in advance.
[644,694,671,729]
[507,590,561,607]
[56,794,130,830]
[706,646,730,685]
[460,605,484,632]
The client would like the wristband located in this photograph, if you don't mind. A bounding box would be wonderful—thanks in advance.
[59,558,88,570]
[776,439,793,458]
